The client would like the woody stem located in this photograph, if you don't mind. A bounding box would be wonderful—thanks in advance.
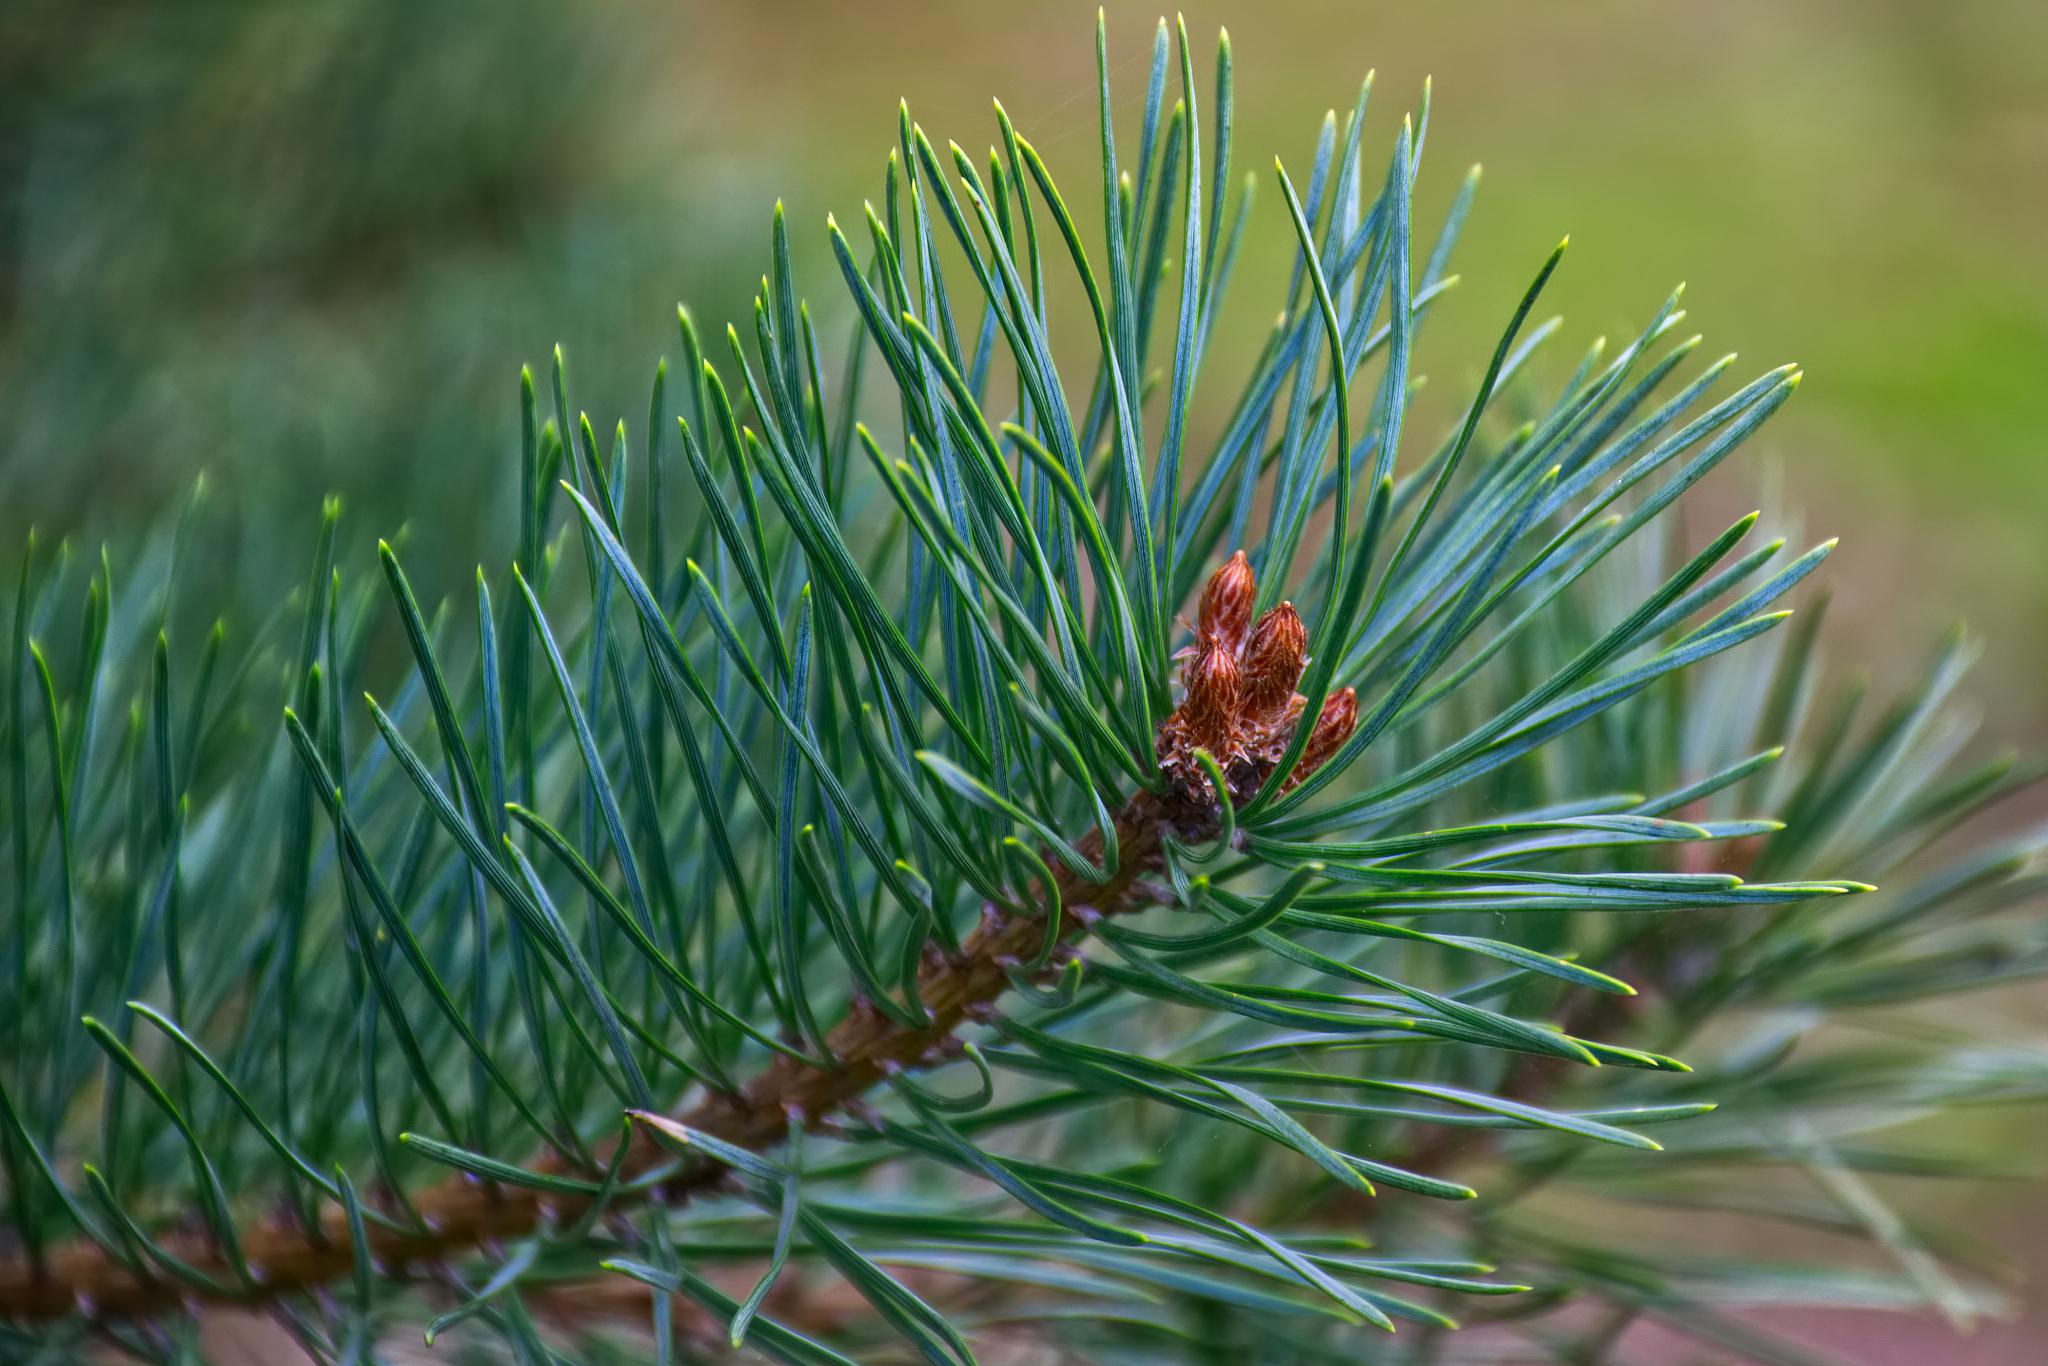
[0,788,1205,1325]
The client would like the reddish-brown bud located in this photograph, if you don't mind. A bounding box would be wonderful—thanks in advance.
[1241,691,1304,767]
[1197,550,1256,653]
[1290,687,1357,788]
[1240,602,1307,719]
[1180,637,1242,755]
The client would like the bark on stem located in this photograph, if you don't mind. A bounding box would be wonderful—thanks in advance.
[0,790,1202,1325]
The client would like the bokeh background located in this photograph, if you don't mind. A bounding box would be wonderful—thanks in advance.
[4,1,2044,1359]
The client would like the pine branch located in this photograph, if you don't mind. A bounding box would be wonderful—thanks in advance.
[0,537,1336,1326]
[0,785,1200,1323]
[3,15,2039,1362]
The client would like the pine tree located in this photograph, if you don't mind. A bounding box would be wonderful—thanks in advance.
[2,15,2041,1364]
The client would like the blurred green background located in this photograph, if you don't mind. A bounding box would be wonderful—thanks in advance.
[3,1,2045,1357]
[4,0,2043,736]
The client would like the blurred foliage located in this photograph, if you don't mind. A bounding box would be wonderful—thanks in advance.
[0,0,725,609]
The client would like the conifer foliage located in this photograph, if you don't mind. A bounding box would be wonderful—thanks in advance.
[3,14,2043,1364]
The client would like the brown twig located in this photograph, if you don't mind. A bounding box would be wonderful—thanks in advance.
[0,788,1205,1325]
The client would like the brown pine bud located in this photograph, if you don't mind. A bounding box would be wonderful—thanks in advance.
[1290,687,1357,788]
[1197,550,1256,653]
[1180,637,1242,756]
[1240,602,1307,719]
